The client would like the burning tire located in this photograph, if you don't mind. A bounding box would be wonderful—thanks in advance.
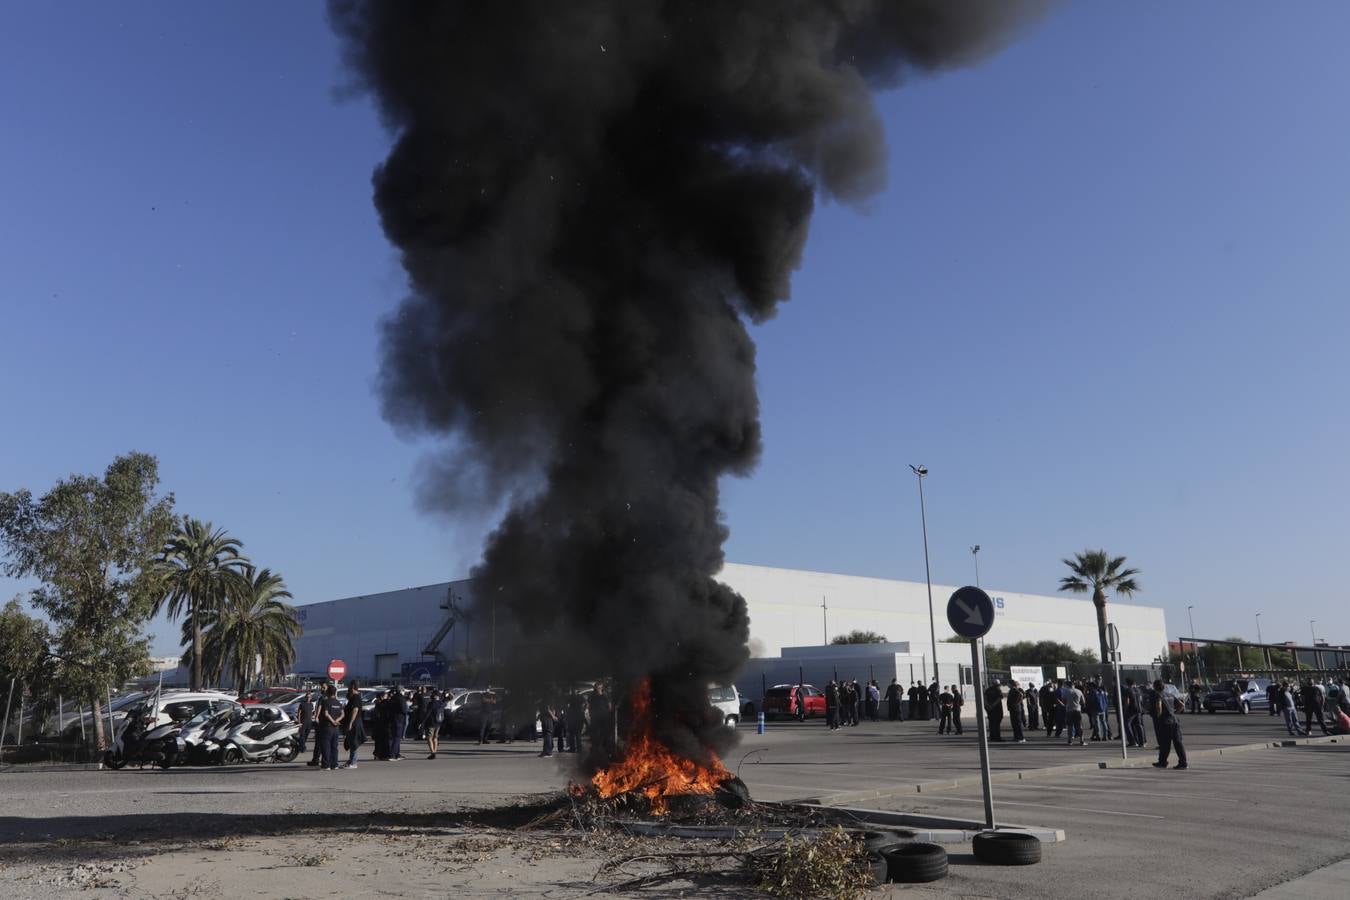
[882,842,947,883]
[972,831,1042,866]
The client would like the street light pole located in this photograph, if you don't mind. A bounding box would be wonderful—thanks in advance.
[910,465,939,690]
[971,545,981,588]
[1255,612,1263,645]
[1310,619,1317,646]
[1187,605,1198,683]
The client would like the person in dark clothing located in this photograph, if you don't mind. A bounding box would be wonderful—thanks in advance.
[309,681,335,767]
[1085,680,1104,741]
[1124,678,1147,747]
[426,690,445,759]
[342,684,366,769]
[825,680,840,731]
[907,683,919,720]
[794,684,807,722]
[317,684,344,771]
[885,679,902,721]
[565,693,585,753]
[1007,681,1027,743]
[411,687,427,740]
[389,688,408,760]
[866,680,880,722]
[1266,682,1280,717]
[538,700,556,757]
[478,691,498,746]
[296,691,313,754]
[1025,684,1039,731]
[371,690,390,760]
[1302,680,1330,735]
[937,686,954,734]
[928,681,941,720]
[851,680,863,726]
[984,681,1005,741]
[1040,683,1057,737]
[1151,679,1188,769]
[587,683,615,758]
[951,685,964,734]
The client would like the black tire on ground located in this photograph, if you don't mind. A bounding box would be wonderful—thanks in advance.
[972,831,1042,866]
[865,852,889,885]
[883,843,948,883]
[103,752,126,771]
[273,739,298,763]
[222,747,242,765]
[156,753,174,770]
[859,829,911,854]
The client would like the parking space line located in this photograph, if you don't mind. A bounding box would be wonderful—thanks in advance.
[996,782,1242,803]
[925,796,1165,819]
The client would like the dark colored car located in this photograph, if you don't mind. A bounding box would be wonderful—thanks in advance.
[1204,678,1270,714]
[762,684,826,719]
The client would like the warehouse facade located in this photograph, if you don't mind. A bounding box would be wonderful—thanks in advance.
[291,562,1169,684]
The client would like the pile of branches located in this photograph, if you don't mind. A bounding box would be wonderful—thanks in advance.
[743,826,876,900]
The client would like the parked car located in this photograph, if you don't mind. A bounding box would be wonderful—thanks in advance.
[761,684,826,720]
[709,685,741,727]
[1204,678,1271,714]
[1143,683,1187,715]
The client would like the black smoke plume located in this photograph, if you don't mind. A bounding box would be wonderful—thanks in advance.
[329,1,1046,767]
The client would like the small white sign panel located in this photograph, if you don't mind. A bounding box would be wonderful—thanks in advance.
[1009,665,1044,686]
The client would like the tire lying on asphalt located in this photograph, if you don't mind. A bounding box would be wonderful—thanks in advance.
[882,842,948,883]
[864,852,890,885]
[972,831,1042,866]
[859,829,913,854]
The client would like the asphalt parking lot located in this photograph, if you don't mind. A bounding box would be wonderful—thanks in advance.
[0,711,1344,898]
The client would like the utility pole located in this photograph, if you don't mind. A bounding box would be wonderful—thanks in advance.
[821,596,828,646]
[971,545,981,588]
[911,465,938,689]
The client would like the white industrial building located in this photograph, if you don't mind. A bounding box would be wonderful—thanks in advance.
[289,562,1168,690]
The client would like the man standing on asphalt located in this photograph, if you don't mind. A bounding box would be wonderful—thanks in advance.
[587,683,615,757]
[937,685,954,734]
[1007,680,1027,743]
[425,690,444,759]
[1279,681,1305,736]
[1026,683,1039,732]
[1041,682,1057,737]
[951,685,964,735]
[341,682,365,769]
[1064,680,1085,746]
[389,688,408,760]
[907,682,919,721]
[1124,677,1147,747]
[794,684,807,722]
[565,691,585,753]
[296,690,313,755]
[1085,679,1104,741]
[984,679,1005,741]
[538,699,556,758]
[1266,681,1279,717]
[885,679,902,721]
[1151,679,1188,769]
[825,680,839,731]
[928,680,941,721]
[867,680,880,722]
[1302,679,1330,736]
[317,683,344,771]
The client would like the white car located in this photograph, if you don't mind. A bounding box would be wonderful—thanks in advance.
[709,685,741,727]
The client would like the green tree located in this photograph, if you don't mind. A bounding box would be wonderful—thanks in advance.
[154,518,248,691]
[0,452,176,749]
[194,566,301,695]
[831,629,888,645]
[0,598,55,728]
[943,638,1098,674]
[1058,549,1141,664]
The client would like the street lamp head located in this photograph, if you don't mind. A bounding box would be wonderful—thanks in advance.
[971,545,980,554]
[909,464,927,477]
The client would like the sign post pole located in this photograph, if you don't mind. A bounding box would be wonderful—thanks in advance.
[970,637,995,830]
[1107,623,1126,761]
[947,586,997,832]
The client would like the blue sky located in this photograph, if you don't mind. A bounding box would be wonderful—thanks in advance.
[3,3,1347,657]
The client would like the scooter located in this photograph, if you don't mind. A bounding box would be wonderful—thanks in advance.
[219,706,299,764]
[178,707,243,766]
[104,704,190,770]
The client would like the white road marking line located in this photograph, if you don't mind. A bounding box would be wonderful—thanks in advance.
[929,796,1165,819]
[997,782,1241,803]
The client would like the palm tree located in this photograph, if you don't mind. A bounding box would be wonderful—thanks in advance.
[1058,549,1141,664]
[202,565,301,696]
[154,518,249,690]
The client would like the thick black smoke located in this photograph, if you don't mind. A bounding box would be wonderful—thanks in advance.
[329,0,1046,766]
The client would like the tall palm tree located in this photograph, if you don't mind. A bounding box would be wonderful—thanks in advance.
[154,518,248,690]
[1058,549,1141,664]
[203,565,301,696]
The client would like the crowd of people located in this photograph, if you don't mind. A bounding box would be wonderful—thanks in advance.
[806,672,1350,772]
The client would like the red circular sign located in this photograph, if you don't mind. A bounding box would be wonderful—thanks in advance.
[327,659,347,681]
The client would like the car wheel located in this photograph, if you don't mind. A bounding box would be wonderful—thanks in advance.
[724,715,739,728]
[882,843,948,882]
[972,831,1042,866]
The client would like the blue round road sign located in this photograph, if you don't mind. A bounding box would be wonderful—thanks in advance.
[947,586,995,639]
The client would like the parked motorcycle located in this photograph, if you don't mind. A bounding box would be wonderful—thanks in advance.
[219,705,299,764]
[178,706,245,766]
[103,702,196,769]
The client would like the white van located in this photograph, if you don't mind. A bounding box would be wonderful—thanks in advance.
[709,685,741,727]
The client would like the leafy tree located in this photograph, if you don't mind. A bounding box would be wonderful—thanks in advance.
[154,518,248,691]
[0,598,55,726]
[1058,549,1141,664]
[192,566,301,695]
[831,630,888,645]
[0,453,176,748]
[944,637,1097,673]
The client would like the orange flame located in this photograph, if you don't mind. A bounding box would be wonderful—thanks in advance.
[585,678,730,814]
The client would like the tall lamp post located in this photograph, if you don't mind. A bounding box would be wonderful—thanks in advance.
[911,464,938,686]
[1310,619,1317,646]
[1255,612,1263,645]
[1187,605,1198,683]
[971,545,981,588]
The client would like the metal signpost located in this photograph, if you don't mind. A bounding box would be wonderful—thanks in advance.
[1108,623,1127,760]
[947,586,996,831]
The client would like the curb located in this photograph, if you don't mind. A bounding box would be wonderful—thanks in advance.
[797,734,1342,807]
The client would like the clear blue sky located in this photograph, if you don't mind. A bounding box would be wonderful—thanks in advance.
[3,3,1347,657]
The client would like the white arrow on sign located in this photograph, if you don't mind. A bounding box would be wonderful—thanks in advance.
[954,597,984,627]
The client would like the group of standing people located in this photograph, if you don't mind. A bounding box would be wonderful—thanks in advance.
[1268,677,1349,737]
[822,679,881,729]
[297,683,451,770]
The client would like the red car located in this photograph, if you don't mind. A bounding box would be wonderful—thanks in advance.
[239,688,292,706]
[762,684,826,719]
